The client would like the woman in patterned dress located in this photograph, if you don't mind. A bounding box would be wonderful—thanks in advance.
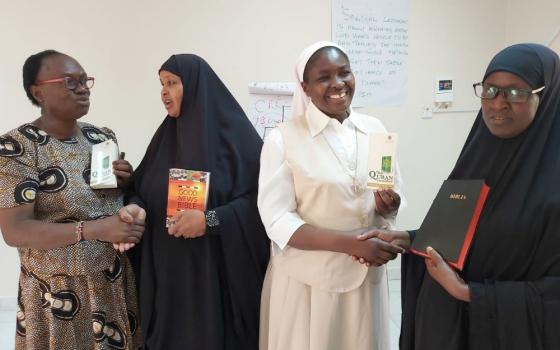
[0,50,144,349]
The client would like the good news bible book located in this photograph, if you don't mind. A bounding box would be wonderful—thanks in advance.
[410,179,490,271]
[166,168,210,227]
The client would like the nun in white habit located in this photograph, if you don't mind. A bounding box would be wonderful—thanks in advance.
[258,41,405,350]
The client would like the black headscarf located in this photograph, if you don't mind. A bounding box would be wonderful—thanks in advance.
[401,44,560,350]
[128,54,269,349]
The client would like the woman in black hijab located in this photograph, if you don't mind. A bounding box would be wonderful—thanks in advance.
[364,43,560,349]
[127,54,270,349]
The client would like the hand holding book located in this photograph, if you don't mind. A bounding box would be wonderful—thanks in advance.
[425,246,470,302]
[354,228,471,301]
[410,179,489,270]
[167,209,206,239]
[374,189,401,216]
[163,168,210,239]
[112,152,133,190]
[355,226,472,301]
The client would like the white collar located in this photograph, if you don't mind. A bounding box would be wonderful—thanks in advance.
[305,102,367,137]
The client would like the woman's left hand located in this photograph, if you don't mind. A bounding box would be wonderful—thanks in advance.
[374,189,401,216]
[168,209,206,239]
[113,160,133,189]
[112,204,146,252]
[425,246,470,302]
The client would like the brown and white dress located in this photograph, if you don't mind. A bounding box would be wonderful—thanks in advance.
[0,122,142,350]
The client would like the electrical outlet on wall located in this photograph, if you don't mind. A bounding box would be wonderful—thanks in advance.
[421,106,433,119]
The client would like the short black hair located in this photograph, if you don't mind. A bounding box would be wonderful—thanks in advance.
[22,50,64,106]
[303,46,350,83]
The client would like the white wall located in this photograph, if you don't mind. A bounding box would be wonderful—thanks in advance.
[505,0,560,50]
[1,0,556,298]
[0,0,333,298]
[361,0,505,229]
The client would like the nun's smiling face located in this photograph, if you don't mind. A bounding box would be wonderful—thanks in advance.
[481,71,540,139]
[302,47,355,122]
[159,70,183,118]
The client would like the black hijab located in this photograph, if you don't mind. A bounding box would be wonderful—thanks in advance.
[401,44,560,350]
[128,54,269,348]
[149,54,264,204]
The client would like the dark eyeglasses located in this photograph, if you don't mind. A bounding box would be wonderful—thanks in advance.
[35,76,95,90]
[473,83,544,103]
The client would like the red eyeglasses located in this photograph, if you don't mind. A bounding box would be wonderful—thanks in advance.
[35,76,95,90]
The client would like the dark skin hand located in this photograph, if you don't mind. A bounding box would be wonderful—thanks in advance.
[356,230,470,301]
[353,229,409,265]
[113,204,147,252]
[374,189,401,217]
[112,159,133,189]
[346,189,402,265]
[357,229,410,251]
[0,203,145,250]
[288,224,403,266]
[425,246,470,302]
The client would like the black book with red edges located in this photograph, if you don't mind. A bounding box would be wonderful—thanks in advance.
[410,179,490,271]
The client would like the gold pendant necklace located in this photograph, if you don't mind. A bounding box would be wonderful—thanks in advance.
[349,127,364,195]
[323,125,364,195]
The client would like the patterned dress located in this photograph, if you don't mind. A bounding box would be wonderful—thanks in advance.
[0,122,142,349]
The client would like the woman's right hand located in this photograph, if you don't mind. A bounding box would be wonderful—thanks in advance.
[349,228,409,266]
[350,236,403,266]
[358,229,411,252]
[112,204,146,252]
[86,204,145,247]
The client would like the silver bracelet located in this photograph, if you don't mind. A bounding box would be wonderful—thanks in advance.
[205,210,220,227]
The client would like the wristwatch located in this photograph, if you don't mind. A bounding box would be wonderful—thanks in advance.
[205,210,220,228]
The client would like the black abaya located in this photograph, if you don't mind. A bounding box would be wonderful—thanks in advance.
[401,44,560,350]
[127,55,269,349]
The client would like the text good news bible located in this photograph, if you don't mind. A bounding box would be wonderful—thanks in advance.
[166,168,210,227]
[410,179,490,270]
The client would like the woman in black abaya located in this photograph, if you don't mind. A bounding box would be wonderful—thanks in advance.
[366,43,560,349]
[126,54,269,349]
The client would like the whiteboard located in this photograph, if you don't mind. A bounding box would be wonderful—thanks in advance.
[332,0,410,107]
[247,82,295,139]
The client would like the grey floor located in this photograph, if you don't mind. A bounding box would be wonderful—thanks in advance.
[0,308,15,350]
[0,277,402,350]
[389,277,402,350]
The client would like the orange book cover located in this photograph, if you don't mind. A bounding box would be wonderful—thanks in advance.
[166,168,211,227]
